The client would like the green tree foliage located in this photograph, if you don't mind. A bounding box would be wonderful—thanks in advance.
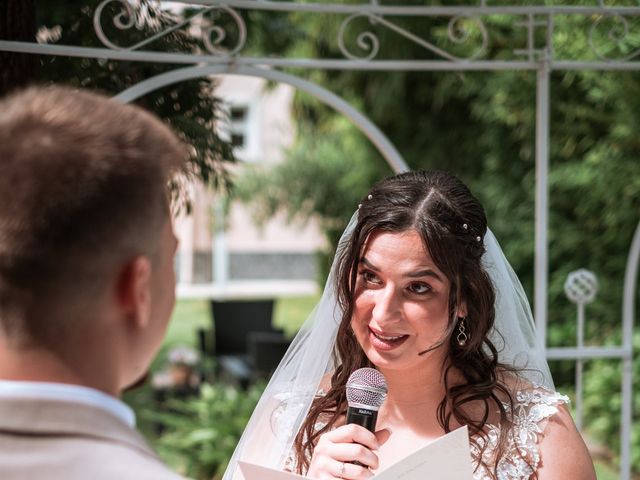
[234,118,392,279]
[34,1,235,193]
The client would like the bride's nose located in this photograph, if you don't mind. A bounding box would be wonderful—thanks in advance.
[371,285,401,324]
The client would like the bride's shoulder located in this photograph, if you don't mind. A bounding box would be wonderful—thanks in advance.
[470,375,591,479]
[482,372,570,439]
[535,401,596,478]
[495,371,569,409]
[498,377,596,478]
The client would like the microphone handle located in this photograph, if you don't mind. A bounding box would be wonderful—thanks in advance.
[346,406,378,467]
[346,406,378,432]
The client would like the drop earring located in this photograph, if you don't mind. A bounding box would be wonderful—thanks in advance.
[456,317,468,346]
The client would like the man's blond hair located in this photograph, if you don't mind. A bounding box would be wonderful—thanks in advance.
[0,86,187,347]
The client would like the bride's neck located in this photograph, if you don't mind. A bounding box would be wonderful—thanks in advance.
[374,371,444,434]
[377,362,464,423]
[383,369,445,405]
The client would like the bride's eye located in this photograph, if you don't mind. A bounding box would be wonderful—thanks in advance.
[360,270,381,285]
[408,282,431,294]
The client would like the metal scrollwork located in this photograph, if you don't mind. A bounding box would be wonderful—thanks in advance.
[85,1,640,65]
[338,13,488,62]
[445,16,489,61]
[202,6,247,56]
[93,1,246,56]
[589,13,640,62]
[93,0,137,51]
[338,14,380,61]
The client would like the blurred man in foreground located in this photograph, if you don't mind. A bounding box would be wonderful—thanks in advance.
[0,86,188,479]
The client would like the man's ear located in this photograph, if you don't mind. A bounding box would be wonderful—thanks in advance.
[116,256,152,329]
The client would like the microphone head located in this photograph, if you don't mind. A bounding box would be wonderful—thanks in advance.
[346,367,387,410]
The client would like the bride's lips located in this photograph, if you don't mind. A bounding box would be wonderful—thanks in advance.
[368,326,409,351]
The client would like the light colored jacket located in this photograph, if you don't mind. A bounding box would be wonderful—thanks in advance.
[0,396,186,480]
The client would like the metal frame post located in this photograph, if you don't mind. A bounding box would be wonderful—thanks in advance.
[534,58,550,349]
[620,221,640,480]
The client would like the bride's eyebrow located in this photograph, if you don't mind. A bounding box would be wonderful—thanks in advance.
[359,257,379,271]
[359,257,443,283]
[406,269,443,283]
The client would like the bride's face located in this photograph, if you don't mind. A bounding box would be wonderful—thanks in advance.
[351,229,459,375]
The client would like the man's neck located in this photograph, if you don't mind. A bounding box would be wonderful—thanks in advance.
[0,343,119,396]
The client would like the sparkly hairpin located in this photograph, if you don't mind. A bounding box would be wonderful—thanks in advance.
[358,194,373,209]
[462,222,481,242]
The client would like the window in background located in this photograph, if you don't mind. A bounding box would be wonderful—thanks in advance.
[229,105,248,150]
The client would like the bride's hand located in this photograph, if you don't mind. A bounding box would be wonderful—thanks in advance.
[307,424,390,479]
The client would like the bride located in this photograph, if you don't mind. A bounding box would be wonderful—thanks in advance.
[223,170,595,480]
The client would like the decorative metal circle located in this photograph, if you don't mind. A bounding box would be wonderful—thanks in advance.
[564,269,598,304]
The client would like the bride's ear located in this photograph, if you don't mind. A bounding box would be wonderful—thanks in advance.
[454,280,467,318]
[456,300,468,319]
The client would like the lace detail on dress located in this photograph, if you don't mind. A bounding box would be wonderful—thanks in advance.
[470,388,569,480]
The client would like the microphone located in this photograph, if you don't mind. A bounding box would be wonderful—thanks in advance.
[345,368,387,433]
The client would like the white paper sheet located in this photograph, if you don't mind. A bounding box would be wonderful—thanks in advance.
[238,426,474,480]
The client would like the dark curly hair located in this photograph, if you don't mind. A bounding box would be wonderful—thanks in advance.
[293,170,531,479]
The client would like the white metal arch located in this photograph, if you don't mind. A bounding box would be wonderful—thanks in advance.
[621,221,640,476]
[113,65,409,174]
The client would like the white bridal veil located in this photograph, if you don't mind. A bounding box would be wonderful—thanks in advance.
[222,212,552,480]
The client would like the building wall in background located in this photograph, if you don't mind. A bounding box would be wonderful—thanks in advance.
[174,75,325,287]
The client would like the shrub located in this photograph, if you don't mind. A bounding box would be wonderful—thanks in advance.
[143,382,264,480]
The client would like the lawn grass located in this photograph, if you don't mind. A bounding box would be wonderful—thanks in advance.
[144,299,211,372]
[164,299,211,347]
[595,461,621,480]
[273,294,321,336]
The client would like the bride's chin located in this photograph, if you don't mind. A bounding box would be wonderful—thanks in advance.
[363,347,404,366]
